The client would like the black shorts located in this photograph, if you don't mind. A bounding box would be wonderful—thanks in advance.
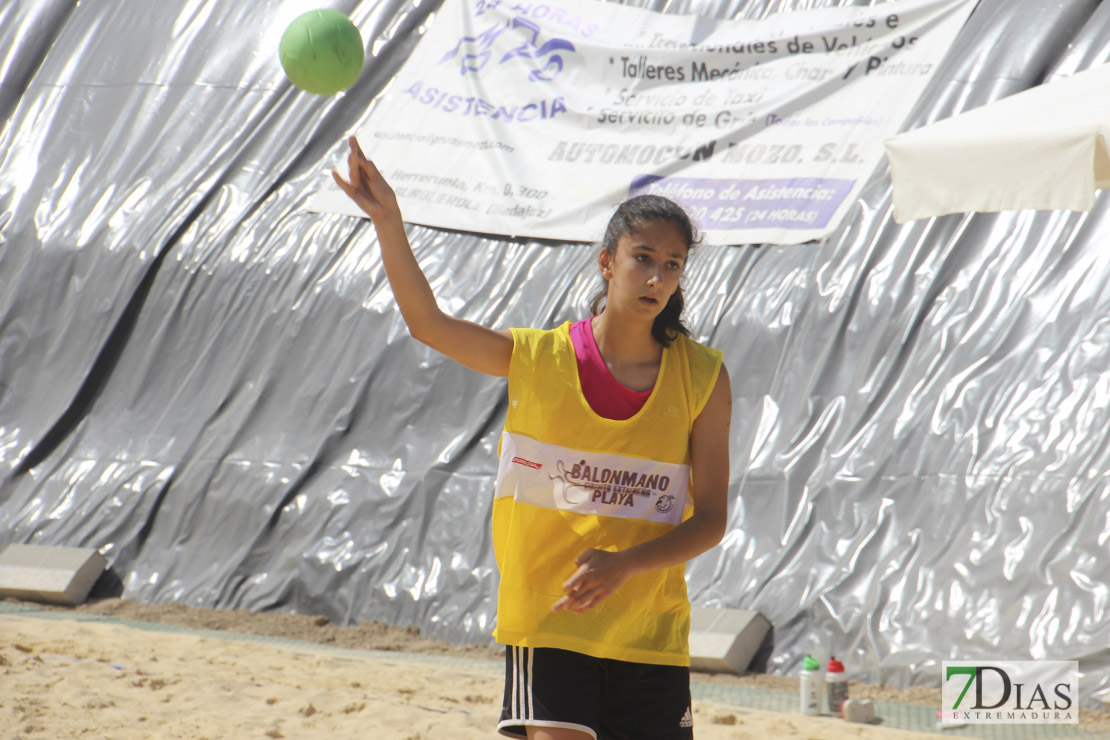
[498,646,694,740]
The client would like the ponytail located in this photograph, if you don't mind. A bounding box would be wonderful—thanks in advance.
[653,286,687,345]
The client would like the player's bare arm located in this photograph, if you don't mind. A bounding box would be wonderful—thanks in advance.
[332,136,513,377]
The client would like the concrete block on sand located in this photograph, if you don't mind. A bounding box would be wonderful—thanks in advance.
[689,607,771,675]
[0,544,107,606]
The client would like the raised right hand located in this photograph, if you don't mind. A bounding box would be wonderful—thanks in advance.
[332,136,400,223]
[328,135,513,377]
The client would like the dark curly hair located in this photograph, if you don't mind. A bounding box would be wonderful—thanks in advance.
[588,194,700,346]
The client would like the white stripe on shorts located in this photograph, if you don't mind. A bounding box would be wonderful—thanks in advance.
[526,647,535,718]
[513,646,526,720]
[511,646,520,718]
[511,646,535,721]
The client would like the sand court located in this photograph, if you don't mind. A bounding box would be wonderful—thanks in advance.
[2,614,500,740]
[3,603,1106,740]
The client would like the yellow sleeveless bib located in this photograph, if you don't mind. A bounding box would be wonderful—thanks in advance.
[491,321,722,666]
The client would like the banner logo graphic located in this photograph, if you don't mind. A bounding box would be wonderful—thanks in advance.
[439,16,578,81]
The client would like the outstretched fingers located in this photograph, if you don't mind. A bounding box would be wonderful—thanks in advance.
[332,169,357,199]
[346,136,378,190]
[331,136,400,221]
[349,135,365,158]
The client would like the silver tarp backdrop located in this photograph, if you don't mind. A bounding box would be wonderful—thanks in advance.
[2,0,1109,707]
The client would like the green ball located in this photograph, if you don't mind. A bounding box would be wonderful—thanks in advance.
[279,9,364,96]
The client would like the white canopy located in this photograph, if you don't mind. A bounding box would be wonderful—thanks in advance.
[884,63,1110,222]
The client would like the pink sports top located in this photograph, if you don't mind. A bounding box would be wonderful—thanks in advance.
[569,317,653,420]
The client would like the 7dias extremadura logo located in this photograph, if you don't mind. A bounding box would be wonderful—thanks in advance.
[941,661,1078,725]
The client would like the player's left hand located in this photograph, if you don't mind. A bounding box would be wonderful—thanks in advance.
[551,549,634,614]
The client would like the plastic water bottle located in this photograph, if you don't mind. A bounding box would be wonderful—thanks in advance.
[826,656,848,713]
[799,654,823,715]
[842,698,875,723]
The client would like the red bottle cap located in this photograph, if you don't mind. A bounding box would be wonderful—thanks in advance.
[827,657,845,673]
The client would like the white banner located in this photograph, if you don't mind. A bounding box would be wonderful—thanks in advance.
[496,432,689,525]
[312,0,975,245]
